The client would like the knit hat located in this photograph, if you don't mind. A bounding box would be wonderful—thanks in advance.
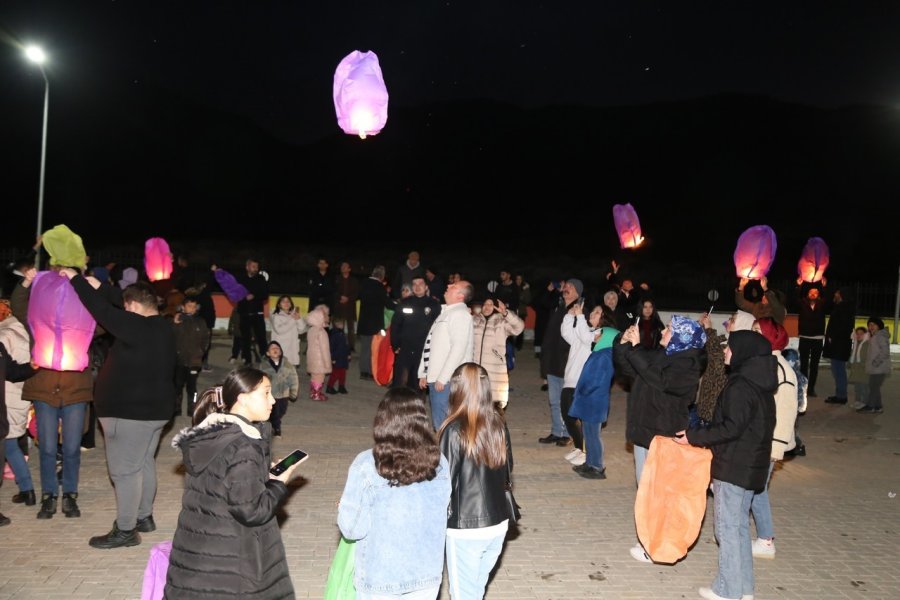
[566,278,584,298]
[756,318,788,351]
[119,267,139,290]
[665,315,707,355]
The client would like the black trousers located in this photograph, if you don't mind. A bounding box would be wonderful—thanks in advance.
[174,365,200,416]
[798,337,823,394]
[392,350,423,390]
[240,312,268,363]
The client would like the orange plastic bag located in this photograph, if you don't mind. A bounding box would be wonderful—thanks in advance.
[634,435,712,564]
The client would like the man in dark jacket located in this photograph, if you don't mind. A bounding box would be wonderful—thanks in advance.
[823,287,856,404]
[390,276,440,389]
[678,330,776,600]
[236,259,269,365]
[357,265,391,380]
[64,269,176,549]
[537,278,583,445]
[308,256,335,313]
[795,280,828,397]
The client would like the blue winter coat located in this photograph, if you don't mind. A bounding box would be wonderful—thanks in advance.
[569,348,614,423]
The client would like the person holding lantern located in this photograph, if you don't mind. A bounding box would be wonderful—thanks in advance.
[794,279,829,398]
[14,266,94,520]
[236,258,270,366]
[60,268,176,549]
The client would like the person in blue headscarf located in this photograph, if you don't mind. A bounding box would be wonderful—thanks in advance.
[614,313,708,563]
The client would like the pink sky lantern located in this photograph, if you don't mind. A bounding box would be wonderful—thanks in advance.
[333,50,389,139]
[797,237,830,283]
[144,237,173,282]
[27,271,96,371]
[733,225,777,278]
[612,203,644,249]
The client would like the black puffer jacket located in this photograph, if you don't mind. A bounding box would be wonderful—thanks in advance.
[686,331,777,493]
[441,420,514,529]
[614,344,707,449]
[165,414,294,599]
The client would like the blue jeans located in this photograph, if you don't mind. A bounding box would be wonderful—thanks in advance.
[428,383,451,431]
[830,359,848,398]
[633,444,648,486]
[34,401,86,496]
[4,437,33,492]
[750,461,776,539]
[583,421,604,470]
[711,479,755,599]
[446,523,508,600]
[547,375,566,437]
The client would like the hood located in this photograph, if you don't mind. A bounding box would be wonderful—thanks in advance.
[171,413,262,476]
[665,315,706,355]
[306,307,326,328]
[731,310,756,333]
[728,330,778,393]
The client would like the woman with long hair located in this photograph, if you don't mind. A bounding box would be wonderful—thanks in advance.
[338,388,451,599]
[165,367,301,599]
[438,363,516,599]
[472,297,524,409]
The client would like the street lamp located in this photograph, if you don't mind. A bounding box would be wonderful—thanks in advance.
[25,45,49,269]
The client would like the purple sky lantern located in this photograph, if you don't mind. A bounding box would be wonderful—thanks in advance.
[797,237,830,283]
[733,225,777,278]
[144,237,173,282]
[213,268,249,304]
[333,50,389,139]
[28,271,96,371]
[612,203,644,249]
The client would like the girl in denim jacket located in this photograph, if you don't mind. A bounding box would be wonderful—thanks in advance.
[338,388,450,599]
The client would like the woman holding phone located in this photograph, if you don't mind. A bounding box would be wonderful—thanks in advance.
[337,387,451,599]
[165,367,301,599]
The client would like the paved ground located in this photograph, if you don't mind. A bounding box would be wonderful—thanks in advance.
[1,335,898,599]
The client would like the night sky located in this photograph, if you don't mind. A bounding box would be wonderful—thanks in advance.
[2,2,899,280]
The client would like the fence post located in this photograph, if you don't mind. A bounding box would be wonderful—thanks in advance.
[893,264,899,344]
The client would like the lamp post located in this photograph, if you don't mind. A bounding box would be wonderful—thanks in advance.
[25,45,49,270]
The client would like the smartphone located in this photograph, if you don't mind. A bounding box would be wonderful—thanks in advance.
[269,449,309,475]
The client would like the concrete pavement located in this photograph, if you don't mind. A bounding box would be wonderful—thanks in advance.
[0,336,898,599]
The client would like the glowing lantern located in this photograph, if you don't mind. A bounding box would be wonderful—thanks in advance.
[213,269,249,304]
[797,237,829,283]
[733,225,777,279]
[144,238,173,282]
[333,50,389,139]
[612,203,644,249]
[27,271,96,371]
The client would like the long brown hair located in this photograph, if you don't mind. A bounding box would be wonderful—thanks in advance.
[373,388,441,486]
[438,363,507,469]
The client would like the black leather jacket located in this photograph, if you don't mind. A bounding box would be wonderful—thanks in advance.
[441,420,514,529]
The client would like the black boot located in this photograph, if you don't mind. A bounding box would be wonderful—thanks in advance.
[338,386,349,394]
[0,513,10,526]
[89,522,141,549]
[61,492,81,518]
[37,493,57,519]
[326,386,338,394]
[12,490,36,505]
[135,515,157,533]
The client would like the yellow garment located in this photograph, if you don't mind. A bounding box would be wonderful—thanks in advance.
[42,224,87,269]
[634,435,712,563]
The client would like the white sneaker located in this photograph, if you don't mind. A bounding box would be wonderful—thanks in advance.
[751,537,775,559]
[698,588,753,600]
[629,543,652,563]
[851,400,866,410]
[569,451,586,466]
[564,448,582,461]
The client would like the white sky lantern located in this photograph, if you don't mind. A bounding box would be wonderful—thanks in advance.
[333,50,389,139]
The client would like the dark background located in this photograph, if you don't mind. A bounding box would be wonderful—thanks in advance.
[2,1,898,290]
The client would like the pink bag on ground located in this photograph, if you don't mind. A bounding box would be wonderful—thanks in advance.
[141,540,173,600]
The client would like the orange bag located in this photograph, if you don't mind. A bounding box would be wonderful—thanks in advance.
[634,435,712,564]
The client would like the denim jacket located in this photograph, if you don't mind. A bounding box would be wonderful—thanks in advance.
[338,450,451,594]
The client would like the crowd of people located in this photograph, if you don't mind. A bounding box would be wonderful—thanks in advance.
[0,245,892,600]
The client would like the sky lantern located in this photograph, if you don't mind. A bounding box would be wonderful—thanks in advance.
[42,224,87,269]
[144,237,173,282]
[333,50,389,139]
[733,225,777,279]
[612,203,644,249]
[797,237,829,283]
[213,268,249,303]
[27,271,96,371]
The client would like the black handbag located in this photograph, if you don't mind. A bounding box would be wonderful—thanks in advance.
[505,461,521,522]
